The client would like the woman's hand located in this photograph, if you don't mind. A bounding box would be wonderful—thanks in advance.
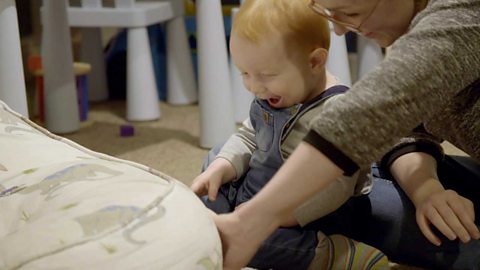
[190,158,236,201]
[390,152,480,246]
[414,189,480,246]
[214,205,280,270]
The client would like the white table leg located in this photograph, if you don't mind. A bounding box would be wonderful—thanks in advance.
[357,34,383,80]
[0,0,28,117]
[326,23,352,87]
[78,1,108,102]
[41,0,80,133]
[230,7,253,123]
[80,28,108,102]
[126,27,161,121]
[197,0,235,148]
[166,16,197,105]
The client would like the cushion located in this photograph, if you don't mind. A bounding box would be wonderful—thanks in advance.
[0,100,222,269]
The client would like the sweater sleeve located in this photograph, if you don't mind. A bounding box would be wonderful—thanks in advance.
[304,0,480,172]
[216,118,256,180]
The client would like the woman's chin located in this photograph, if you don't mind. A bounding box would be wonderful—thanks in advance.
[377,38,394,48]
[373,33,398,48]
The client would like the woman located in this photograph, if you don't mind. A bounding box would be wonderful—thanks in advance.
[214,0,480,269]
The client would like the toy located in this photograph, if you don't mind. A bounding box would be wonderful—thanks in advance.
[120,124,135,137]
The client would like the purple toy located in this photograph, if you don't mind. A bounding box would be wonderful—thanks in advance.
[120,124,134,137]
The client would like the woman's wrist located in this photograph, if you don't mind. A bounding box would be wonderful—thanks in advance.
[409,177,445,207]
[234,200,282,241]
[390,152,443,206]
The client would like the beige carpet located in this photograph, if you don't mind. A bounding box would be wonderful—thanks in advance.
[57,99,467,270]
[62,100,209,185]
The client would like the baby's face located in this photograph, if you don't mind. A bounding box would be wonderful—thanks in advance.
[230,33,323,108]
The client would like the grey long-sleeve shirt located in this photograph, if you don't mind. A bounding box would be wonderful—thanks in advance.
[305,0,480,174]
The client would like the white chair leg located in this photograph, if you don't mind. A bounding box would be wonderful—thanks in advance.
[80,28,108,102]
[166,16,197,105]
[326,23,352,87]
[0,0,28,117]
[230,57,253,123]
[230,7,253,123]
[196,0,236,148]
[126,26,160,121]
[82,0,102,8]
[357,35,383,80]
[41,0,79,133]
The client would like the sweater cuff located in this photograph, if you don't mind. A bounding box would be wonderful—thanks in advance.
[380,142,444,170]
[303,130,359,176]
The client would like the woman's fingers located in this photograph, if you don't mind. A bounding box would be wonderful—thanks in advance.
[416,213,441,246]
[441,191,479,242]
[433,197,470,242]
[419,190,480,244]
[424,205,457,241]
[453,197,480,240]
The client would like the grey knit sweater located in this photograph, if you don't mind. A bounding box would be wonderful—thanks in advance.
[304,0,480,174]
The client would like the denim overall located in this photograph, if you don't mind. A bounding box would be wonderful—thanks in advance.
[204,85,350,270]
[234,97,300,205]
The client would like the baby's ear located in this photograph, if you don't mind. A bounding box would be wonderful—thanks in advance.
[309,48,328,73]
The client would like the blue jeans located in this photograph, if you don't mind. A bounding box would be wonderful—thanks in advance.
[201,146,368,270]
[351,155,480,270]
[202,179,371,270]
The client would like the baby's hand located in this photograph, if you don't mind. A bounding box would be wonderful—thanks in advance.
[190,170,223,201]
[191,158,236,201]
[415,189,480,246]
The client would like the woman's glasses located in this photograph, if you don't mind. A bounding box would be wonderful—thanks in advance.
[309,0,380,33]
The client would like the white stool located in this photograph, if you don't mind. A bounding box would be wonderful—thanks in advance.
[63,0,196,121]
[326,23,352,87]
[78,27,108,102]
[197,0,236,148]
[165,0,197,105]
[230,7,253,123]
[0,0,29,117]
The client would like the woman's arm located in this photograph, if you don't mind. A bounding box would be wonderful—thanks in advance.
[306,4,480,171]
[215,142,343,270]
[390,152,480,246]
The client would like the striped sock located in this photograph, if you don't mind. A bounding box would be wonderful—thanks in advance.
[327,234,390,270]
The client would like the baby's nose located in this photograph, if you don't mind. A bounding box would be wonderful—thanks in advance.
[250,84,267,97]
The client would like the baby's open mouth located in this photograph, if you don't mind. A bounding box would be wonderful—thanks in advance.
[267,97,281,106]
